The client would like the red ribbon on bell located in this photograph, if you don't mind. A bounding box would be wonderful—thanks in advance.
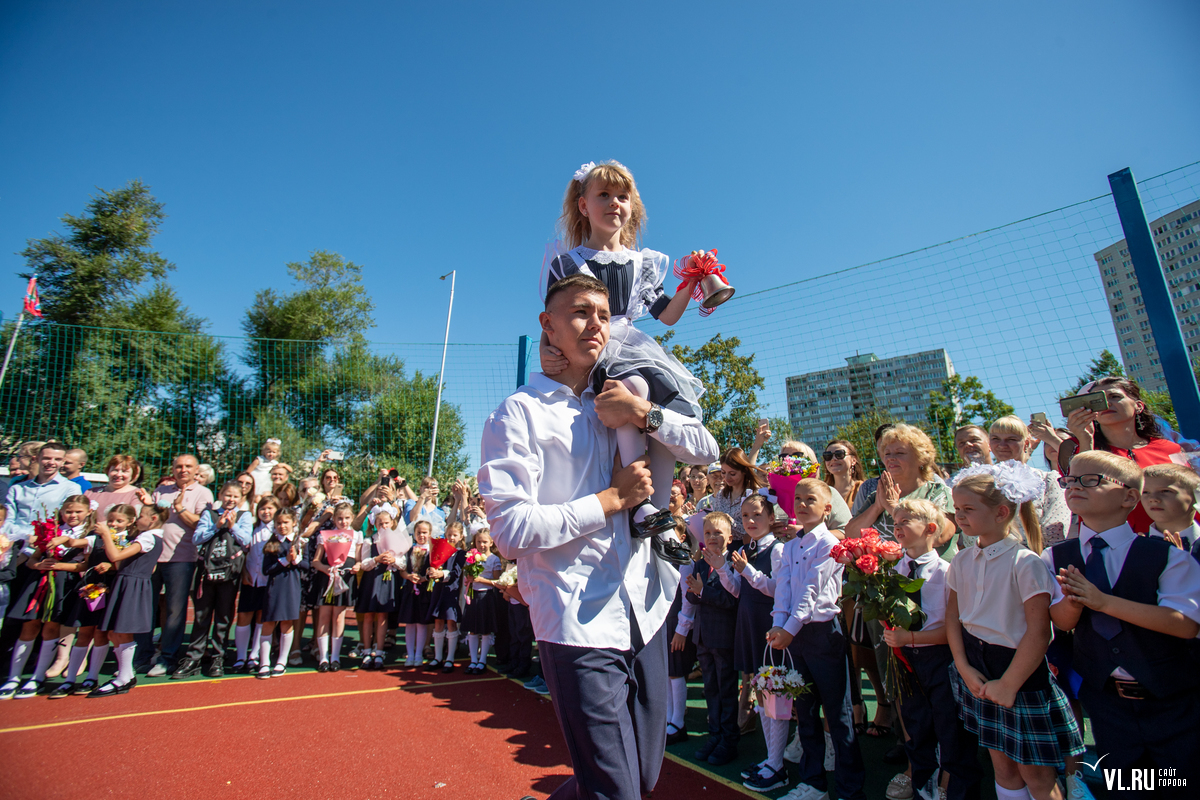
[673,249,735,317]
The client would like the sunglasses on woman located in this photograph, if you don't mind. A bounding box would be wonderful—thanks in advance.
[1056,474,1130,489]
[822,449,848,462]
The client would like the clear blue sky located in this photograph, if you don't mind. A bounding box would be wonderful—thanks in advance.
[2,2,1198,450]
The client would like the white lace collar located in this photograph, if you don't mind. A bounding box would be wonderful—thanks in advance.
[576,246,634,265]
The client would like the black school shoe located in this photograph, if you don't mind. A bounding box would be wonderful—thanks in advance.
[88,678,136,698]
[666,725,689,745]
[172,658,201,680]
[743,764,787,791]
[693,735,721,761]
[48,682,76,699]
[708,742,739,767]
[205,660,224,678]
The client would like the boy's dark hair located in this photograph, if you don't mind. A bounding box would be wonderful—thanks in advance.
[545,274,608,311]
[39,440,69,455]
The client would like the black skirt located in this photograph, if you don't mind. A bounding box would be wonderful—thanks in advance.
[355,565,398,614]
[666,588,697,678]
[396,579,432,624]
[238,584,267,614]
[461,588,499,635]
[264,571,304,623]
[6,566,67,622]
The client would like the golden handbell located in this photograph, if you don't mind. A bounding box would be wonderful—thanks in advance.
[698,273,736,309]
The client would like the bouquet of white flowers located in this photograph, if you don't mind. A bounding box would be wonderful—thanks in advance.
[752,647,809,720]
[493,563,518,588]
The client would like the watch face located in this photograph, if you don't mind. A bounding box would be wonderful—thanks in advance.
[648,407,664,429]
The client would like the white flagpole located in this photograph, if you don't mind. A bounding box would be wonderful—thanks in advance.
[0,310,26,392]
[427,270,456,478]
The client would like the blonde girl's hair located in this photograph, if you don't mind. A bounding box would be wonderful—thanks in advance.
[877,424,939,482]
[58,494,96,533]
[470,527,492,553]
[560,161,647,249]
[954,473,1043,553]
[445,521,466,550]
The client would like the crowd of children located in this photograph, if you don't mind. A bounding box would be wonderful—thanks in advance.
[3,371,1199,800]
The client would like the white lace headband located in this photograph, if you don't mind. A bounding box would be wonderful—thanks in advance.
[950,459,1043,505]
[265,438,281,445]
[572,160,628,183]
[368,503,399,527]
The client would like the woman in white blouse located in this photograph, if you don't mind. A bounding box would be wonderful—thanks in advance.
[988,416,1071,549]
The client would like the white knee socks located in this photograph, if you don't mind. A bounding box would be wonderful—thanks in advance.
[250,623,262,660]
[480,633,494,663]
[8,638,35,680]
[331,635,343,662]
[445,630,459,664]
[762,714,790,772]
[31,640,58,682]
[65,645,90,683]
[276,631,294,668]
[114,642,136,685]
[316,634,329,664]
[258,639,272,668]
[433,629,446,662]
[994,784,1031,800]
[87,644,110,681]
[467,633,480,664]
[405,625,419,664]
[234,625,251,662]
[669,676,688,730]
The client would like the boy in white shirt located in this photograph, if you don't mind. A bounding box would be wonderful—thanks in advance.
[1142,463,1200,553]
[766,479,866,800]
[882,499,981,800]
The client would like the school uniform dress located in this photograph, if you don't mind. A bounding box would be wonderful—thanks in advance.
[677,558,739,746]
[426,548,465,622]
[314,528,361,608]
[354,539,401,615]
[948,536,1083,767]
[461,553,500,633]
[8,524,88,623]
[1044,522,1200,783]
[893,552,982,800]
[665,562,697,679]
[772,522,867,800]
[262,536,310,623]
[100,530,165,634]
[396,544,432,624]
[237,523,276,613]
[722,534,782,675]
[60,535,113,629]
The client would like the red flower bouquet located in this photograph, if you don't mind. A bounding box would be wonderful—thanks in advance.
[463,548,490,602]
[321,530,355,602]
[832,528,924,695]
[26,518,65,620]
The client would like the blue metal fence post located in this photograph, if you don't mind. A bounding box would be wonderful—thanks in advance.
[1108,167,1200,439]
[517,334,529,388]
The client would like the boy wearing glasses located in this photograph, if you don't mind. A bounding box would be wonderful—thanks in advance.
[1042,450,1200,787]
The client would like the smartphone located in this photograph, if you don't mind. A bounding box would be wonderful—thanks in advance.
[325,451,345,461]
[757,418,769,428]
[1058,391,1109,417]
[1030,412,1048,424]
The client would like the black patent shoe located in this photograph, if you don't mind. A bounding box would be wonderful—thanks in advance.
[652,532,692,565]
[630,507,676,539]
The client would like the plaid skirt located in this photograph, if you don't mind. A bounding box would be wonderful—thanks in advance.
[949,662,1084,766]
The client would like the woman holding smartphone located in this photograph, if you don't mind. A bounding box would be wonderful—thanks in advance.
[1062,376,1182,532]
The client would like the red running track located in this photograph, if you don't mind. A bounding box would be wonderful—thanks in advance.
[0,667,757,800]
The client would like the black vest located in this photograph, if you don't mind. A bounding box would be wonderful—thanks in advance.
[1050,536,1192,697]
[739,538,781,609]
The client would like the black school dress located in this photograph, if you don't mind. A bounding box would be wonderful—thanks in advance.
[667,562,698,678]
[428,549,465,622]
[355,539,400,614]
[461,554,501,635]
[732,536,782,674]
[396,545,432,624]
[313,530,360,608]
[8,525,87,623]
[262,537,310,623]
[60,536,115,628]
[100,531,165,634]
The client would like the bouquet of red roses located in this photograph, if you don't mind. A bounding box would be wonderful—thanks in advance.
[26,518,65,620]
[831,528,925,695]
[463,548,489,602]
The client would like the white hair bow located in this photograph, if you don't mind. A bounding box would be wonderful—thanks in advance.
[950,460,1043,505]
[368,503,399,527]
[573,162,597,183]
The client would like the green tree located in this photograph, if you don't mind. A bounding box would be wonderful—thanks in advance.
[927,375,1015,464]
[1063,349,1125,397]
[657,330,765,451]
[834,409,897,478]
[20,180,173,328]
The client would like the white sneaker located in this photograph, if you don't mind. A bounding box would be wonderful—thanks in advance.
[147,663,168,678]
[823,731,835,771]
[784,729,804,763]
[779,784,829,800]
[1067,771,1097,800]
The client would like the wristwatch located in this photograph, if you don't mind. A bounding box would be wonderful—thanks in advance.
[639,403,664,435]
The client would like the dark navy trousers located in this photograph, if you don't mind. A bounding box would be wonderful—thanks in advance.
[696,643,739,745]
[897,644,982,800]
[539,620,668,800]
[786,618,867,800]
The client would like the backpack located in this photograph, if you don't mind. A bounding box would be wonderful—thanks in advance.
[198,509,248,582]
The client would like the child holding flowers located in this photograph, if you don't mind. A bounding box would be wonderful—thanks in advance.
[766,478,867,800]
[355,503,408,670]
[461,526,501,675]
[312,501,360,672]
[256,509,308,678]
[946,463,1081,800]
[880,499,981,800]
[89,504,169,697]
[398,520,434,667]
[49,504,136,697]
[428,521,467,673]
[1,494,93,699]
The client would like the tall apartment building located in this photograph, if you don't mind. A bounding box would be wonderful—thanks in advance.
[785,349,955,449]
[1093,198,1200,393]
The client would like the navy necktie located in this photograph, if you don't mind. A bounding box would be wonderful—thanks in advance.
[1085,536,1122,639]
[905,559,924,630]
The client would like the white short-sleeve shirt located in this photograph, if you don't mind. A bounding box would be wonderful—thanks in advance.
[947,535,1060,649]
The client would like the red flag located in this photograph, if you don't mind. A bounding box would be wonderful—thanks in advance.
[23,277,42,318]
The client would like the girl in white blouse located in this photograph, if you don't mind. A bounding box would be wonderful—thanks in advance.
[945,465,1082,800]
